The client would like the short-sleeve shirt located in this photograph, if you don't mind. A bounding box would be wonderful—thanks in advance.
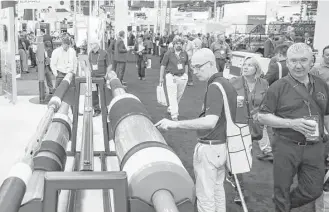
[259,74,329,142]
[264,60,289,85]
[89,48,111,77]
[310,63,329,85]
[210,42,231,59]
[197,73,238,140]
[161,49,189,75]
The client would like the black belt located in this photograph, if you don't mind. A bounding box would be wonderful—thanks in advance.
[197,139,226,145]
[169,73,184,77]
[277,134,318,146]
[294,141,317,146]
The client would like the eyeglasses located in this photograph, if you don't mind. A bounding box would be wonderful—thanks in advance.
[288,58,310,66]
[191,61,210,70]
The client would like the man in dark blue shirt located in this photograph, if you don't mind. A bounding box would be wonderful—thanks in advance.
[259,43,329,211]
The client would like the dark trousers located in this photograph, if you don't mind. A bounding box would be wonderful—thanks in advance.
[187,60,193,83]
[216,58,226,72]
[272,135,325,211]
[160,47,167,64]
[29,47,36,66]
[45,66,54,93]
[136,56,146,78]
[115,62,126,82]
[153,43,158,56]
[112,60,117,72]
[55,71,66,88]
[92,85,101,113]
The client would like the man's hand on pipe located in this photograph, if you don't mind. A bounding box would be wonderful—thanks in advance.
[105,71,118,81]
[155,118,178,131]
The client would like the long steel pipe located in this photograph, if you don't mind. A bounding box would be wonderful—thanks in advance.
[79,62,94,171]
[25,73,74,157]
[152,190,179,212]
[107,74,195,211]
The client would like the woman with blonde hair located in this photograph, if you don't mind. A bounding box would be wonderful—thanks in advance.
[228,57,273,203]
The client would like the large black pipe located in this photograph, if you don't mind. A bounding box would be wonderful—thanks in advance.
[33,102,72,172]
[0,160,32,212]
[106,73,195,210]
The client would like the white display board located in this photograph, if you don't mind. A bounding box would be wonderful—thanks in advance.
[0,7,17,104]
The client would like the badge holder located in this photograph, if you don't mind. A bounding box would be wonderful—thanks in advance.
[92,64,98,71]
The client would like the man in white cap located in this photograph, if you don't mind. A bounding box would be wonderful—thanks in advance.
[156,48,238,212]
[88,37,112,117]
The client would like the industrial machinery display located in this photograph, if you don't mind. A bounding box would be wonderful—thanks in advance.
[0,57,196,212]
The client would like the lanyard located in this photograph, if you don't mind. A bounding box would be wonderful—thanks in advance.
[244,79,257,108]
[91,52,100,65]
[303,100,313,116]
[175,52,181,63]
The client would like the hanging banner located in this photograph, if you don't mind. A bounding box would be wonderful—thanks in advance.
[154,0,160,34]
[164,0,172,35]
[0,7,17,104]
[160,0,167,35]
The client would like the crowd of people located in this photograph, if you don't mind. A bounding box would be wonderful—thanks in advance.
[12,26,329,212]
[155,39,329,211]
[104,28,329,211]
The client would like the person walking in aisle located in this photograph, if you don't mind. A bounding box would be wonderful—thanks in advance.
[159,37,189,121]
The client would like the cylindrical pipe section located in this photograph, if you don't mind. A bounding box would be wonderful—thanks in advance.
[48,73,74,112]
[114,115,167,163]
[0,162,33,211]
[33,103,72,171]
[107,78,195,206]
[108,77,125,96]
[152,190,179,212]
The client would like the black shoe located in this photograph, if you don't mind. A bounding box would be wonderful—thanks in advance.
[234,191,242,205]
[257,151,274,161]
[226,173,236,188]
[93,111,101,117]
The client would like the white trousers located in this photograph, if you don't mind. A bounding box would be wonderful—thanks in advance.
[257,126,272,153]
[193,143,227,212]
[165,73,188,119]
